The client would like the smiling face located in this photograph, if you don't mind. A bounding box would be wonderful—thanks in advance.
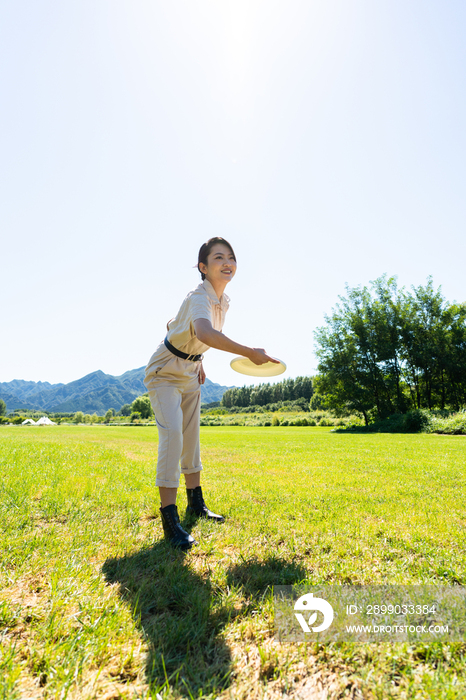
[199,243,237,287]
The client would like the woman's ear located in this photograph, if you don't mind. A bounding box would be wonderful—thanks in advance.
[198,262,207,275]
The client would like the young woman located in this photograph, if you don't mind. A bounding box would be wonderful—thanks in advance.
[144,237,278,550]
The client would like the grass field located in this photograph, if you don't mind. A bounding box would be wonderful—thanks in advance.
[1,425,466,699]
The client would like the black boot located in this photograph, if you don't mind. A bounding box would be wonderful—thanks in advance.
[160,504,197,550]
[186,486,225,522]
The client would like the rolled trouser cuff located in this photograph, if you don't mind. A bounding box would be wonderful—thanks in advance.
[155,478,182,488]
[181,465,203,475]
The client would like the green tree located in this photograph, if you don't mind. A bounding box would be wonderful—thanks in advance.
[294,376,314,401]
[315,275,466,423]
[131,396,154,419]
[401,282,466,410]
[0,399,6,416]
[120,404,132,416]
[309,376,328,411]
[74,411,84,424]
[222,377,313,409]
[104,409,113,423]
[315,278,402,422]
[443,302,466,408]
[314,280,395,423]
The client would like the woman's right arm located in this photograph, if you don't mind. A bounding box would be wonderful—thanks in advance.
[193,318,279,366]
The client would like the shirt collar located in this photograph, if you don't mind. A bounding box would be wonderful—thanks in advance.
[202,279,230,309]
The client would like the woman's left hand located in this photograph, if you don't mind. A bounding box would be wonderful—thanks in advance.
[198,362,206,385]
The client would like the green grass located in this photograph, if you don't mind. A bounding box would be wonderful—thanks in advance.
[1,426,466,699]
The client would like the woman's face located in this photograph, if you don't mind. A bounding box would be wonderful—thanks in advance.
[200,243,237,284]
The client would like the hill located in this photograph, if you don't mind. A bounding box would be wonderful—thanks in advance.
[0,369,235,415]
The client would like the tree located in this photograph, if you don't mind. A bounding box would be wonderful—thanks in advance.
[104,409,114,423]
[120,404,132,416]
[399,280,466,410]
[294,376,314,401]
[74,411,84,424]
[309,376,329,411]
[315,275,466,422]
[221,377,314,409]
[131,396,154,419]
[0,399,6,416]
[314,278,401,423]
[443,303,466,408]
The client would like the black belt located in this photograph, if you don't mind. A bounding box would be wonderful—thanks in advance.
[164,337,202,362]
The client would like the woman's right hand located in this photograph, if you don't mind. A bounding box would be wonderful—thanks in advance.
[247,348,280,366]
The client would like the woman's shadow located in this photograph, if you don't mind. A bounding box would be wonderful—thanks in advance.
[102,521,307,697]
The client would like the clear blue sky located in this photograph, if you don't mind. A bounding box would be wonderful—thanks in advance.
[2,0,466,388]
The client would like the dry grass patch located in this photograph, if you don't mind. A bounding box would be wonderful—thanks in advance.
[219,638,353,700]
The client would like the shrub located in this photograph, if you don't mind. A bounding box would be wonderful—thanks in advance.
[272,415,280,426]
[430,411,466,435]
[130,411,142,423]
[344,417,365,428]
[202,407,228,416]
[290,417,308,426]
[131,396,153,419]
[335,409,433,434]
[403,409,432,432]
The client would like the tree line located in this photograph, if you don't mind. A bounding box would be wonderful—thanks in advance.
[314,276,466,424]
[221,376,313,408]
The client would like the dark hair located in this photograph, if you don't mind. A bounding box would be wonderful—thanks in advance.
[197,237,236,280]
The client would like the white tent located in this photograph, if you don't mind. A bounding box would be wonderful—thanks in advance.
[36,416,56,425]
[22,418,36,425]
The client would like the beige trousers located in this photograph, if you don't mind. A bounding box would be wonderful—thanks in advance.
[144,351,203,488]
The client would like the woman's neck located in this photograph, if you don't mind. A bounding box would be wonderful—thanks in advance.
[205,277,227,300]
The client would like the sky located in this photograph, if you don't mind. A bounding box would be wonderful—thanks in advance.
[2,0,466,389]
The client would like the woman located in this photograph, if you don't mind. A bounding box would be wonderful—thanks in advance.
[144,237,278,550]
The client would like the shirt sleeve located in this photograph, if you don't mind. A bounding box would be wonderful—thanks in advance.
[189,291,213,323]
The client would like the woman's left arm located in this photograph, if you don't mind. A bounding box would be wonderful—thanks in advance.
[198,362,206,385]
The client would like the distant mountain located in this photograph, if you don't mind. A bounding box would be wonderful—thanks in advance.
[0,368,235,415]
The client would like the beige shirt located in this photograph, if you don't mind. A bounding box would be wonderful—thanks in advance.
[145,279,230,375]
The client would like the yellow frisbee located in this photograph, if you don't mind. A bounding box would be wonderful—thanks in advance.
[230,356,287,377]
